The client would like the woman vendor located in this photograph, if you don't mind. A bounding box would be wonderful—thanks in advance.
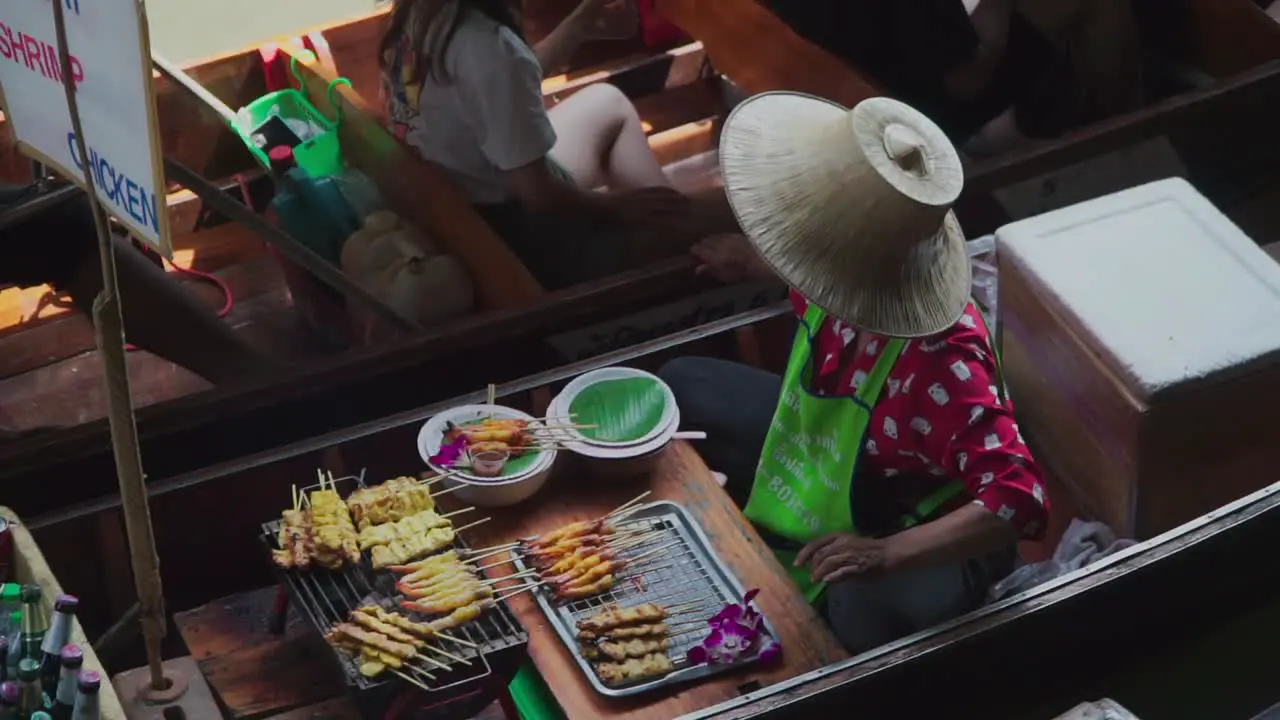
[379,0,736,289]
[659,93,1049,654]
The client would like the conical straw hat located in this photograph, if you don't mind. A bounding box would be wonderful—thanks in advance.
[720,92,970,337]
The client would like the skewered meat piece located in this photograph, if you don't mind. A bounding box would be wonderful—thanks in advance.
[271,508,314,570]
[598,637,671,662]
[594,653,674,686]
[401,584,494,615]
[577,603,667,633]
[370,526,455,569]
[555,574,614,600]
[525,519,603,549]
[346,477,435,530]
[577,623,668,642]
[309,490,360,569]
[331,623,416,659]
[350,609,424,647]
[357,509,452,550]
[446,418,530,445]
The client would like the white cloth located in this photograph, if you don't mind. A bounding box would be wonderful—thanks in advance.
[987,519,1136,601]
[385,5,557,204]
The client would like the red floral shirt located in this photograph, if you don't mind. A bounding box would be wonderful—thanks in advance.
[791,292,1048,540]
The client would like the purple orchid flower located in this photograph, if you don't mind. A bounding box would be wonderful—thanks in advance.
[429,435,468,467]
[687,589,782,667]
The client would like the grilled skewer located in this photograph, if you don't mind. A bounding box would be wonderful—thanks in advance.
[594,653,674,686]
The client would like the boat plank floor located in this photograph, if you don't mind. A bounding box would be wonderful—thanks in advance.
[452,440,848,720]
[175,587,348,719]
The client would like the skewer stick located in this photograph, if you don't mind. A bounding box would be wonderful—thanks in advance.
[486,383,496,405]
[453,517,492,534]
[423,644,470,665]
[436,631,478,648]
[665,597,716,611]
[475,555,519,571]
[392,668,433,689]
[621,541,680,565]
[467,545,519,564]
[496,583,542,602]
[441,506,476,519]
[291,485,299,512]
[607,491,653,518]
[608,529,667,550]
[414,652,452,672]
[483,569,539,584]
[430,484,467,499]
[420,470,458,487]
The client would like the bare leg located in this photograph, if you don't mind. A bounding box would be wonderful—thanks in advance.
[63,233,273,386]
[547,83,671,191]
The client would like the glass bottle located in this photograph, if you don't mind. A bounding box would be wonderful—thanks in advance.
[14,660,41,719]
[37,598,76,692]
[0,681,18,720]
[17,587,45,661]
[49,646,80,720]
[68,671,97,720]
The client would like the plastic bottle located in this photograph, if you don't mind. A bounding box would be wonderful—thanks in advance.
[4,613,19,680]
[14,660,41,719]
[17,587,45,662]
[333,168,385,219]
[49,646,80,720]
[267,146,359,265]
[69,671,97,720]
[0,587,19,634]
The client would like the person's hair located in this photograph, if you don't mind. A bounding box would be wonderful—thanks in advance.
[379,0,525,85]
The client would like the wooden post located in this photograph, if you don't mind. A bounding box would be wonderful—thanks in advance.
[50,0,168,692]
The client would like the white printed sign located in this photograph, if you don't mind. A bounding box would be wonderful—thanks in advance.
[0,0,171,255]
[994,136,1189,221]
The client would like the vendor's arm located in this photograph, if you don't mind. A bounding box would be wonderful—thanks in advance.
[532,0,626,75]
[886,308,1049,573]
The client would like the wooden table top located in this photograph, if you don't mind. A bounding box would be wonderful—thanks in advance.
[456,441,849,720]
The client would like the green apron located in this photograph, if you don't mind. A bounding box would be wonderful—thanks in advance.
[743,304,966,604]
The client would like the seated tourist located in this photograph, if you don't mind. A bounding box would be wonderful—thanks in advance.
[763,0,1143,153]
[380,0,734,290]
[0,183,274,423]
[659,93,1049,653]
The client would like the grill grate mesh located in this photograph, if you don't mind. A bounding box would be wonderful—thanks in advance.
[260,470,528,695]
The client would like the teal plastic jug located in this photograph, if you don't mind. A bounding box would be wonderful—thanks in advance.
[267,146,358,265]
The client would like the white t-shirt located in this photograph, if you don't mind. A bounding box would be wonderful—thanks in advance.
[383,6,557,205]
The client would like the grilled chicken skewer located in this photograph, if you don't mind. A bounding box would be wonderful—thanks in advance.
[577,603,669,633]
[594,653,674,686]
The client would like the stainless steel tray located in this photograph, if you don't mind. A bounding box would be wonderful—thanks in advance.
[510,500,778,697]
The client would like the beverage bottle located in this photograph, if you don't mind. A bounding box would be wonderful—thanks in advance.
[37,598,76,691]
[0,587,19,634]
[267,145,359,265]
[0,681,18,720]
[69,671,98,720]
[15,659,42,718]
[30,712,51,720]
[49,646,81,720]
[17,587,45,661]
[3,614,19,680]
[0,637,7,683]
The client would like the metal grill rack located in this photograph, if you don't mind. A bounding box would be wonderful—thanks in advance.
[260,470,528,697]
[512,500,777,697]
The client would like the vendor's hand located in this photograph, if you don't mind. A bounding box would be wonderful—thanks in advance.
[691,233,770,284]
[795,533,890,584]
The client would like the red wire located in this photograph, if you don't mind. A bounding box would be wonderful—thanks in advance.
[121,177,245,352]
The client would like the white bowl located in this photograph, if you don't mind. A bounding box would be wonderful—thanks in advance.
[548,390,681,460]
[439,466,552,508]
[556,367,678,448]
[417,404,556,482]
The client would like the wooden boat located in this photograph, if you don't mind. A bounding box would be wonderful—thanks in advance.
[8,0,1280,522]
[20,293,1280,719]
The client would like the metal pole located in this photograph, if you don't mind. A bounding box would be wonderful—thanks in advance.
[50,0,167,691]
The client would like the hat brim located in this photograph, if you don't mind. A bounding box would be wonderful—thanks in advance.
[720,91,972,338]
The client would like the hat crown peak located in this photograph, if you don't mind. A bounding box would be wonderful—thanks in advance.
[882,123,929,178]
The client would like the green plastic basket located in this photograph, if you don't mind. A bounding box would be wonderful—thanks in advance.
[232,52,351,179]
